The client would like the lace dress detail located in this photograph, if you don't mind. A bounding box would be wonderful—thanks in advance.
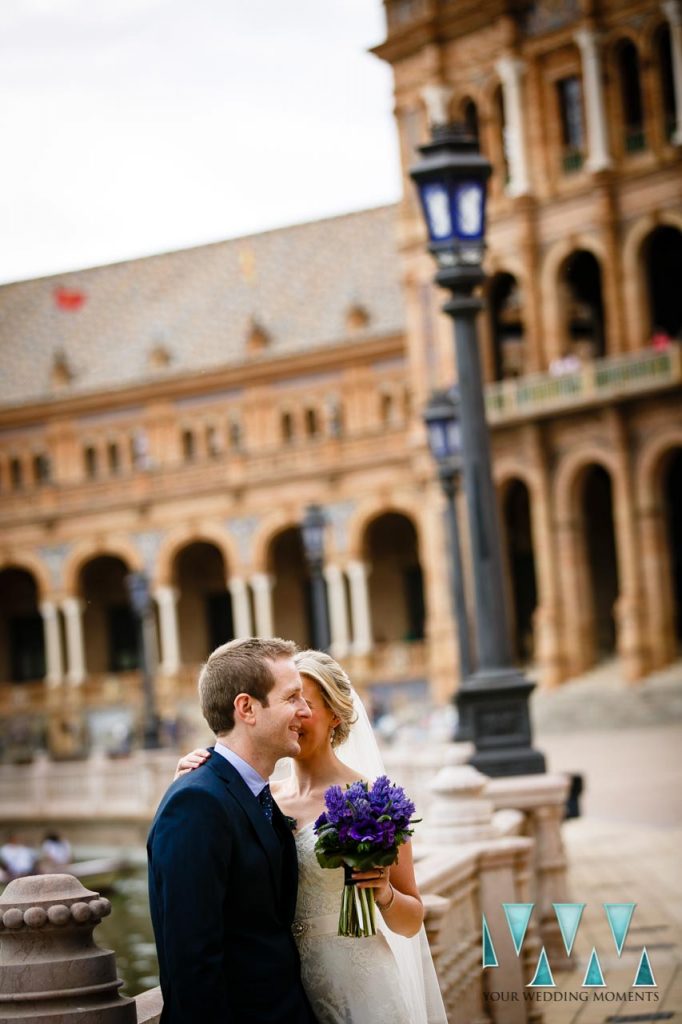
[293,824,411,1024]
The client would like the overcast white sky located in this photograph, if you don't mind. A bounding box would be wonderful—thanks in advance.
[1,0,400,284]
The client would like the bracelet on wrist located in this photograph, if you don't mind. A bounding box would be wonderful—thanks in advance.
[376,883,395,911]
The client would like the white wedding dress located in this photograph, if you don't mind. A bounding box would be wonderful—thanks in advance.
[293,822,412,1024]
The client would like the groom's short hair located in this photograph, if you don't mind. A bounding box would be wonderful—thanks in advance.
[199,637,298,734]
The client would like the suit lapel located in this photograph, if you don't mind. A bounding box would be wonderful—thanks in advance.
[208,752,283,900]
[272,801,298,923]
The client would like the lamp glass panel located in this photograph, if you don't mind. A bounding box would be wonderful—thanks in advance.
[420,182,455,243]
[455,183,484,239]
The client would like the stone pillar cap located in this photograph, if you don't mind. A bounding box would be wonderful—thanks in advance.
[0,874,111,930]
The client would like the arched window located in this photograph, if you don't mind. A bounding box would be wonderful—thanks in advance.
[462,97,480,145]
[616,39,645,152]
[655,23,677,141]
[561,251,606,359]
[380,393,394,426]
[10,457,23,489]
[206,424,221,458]
[305,408,319,438]
[107,442,120,475]
[557,75,585,172]
[84,445,98,479]
[281,411,294,444]
[644,226,682,338]
[182,429,195,462]
[489,273,526,380]
[33,453,51,484]
[493,85,510,185]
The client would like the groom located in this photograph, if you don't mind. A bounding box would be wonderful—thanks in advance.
[147,637,317,1023]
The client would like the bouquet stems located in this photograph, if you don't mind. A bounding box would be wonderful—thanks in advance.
[339,864,377,938]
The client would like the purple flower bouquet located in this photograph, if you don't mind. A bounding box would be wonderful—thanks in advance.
[313,775,419,938]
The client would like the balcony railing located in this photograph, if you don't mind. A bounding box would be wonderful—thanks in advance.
[485,345,682,425]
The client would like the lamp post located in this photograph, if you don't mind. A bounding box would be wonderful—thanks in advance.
[411,123,545,776]
[300,504,331,651]
[126,571,161,749]
[423,388,472,686]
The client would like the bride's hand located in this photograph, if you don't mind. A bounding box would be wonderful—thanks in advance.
[352,865,392,907]
[174,748,210,781]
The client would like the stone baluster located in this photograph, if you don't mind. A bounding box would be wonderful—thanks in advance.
[0,874,135,1021]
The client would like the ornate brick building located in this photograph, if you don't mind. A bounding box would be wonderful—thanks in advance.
[1,0,681,757]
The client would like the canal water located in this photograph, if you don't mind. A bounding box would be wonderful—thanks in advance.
[97,866,159,997]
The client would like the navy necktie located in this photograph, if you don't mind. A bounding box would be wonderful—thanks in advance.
[258,784,274,824]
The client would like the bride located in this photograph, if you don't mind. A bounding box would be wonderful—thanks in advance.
[176,648,447,1024]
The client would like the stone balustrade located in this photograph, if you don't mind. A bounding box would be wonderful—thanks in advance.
[0,757,570,1023]
[485,344,682,425]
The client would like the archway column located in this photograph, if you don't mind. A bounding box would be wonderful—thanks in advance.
[323,565,350,659]
[637,506,676,668]
[611,424,648,680]
[347,561,373,656]
[154,585,181,675]
[61,597,86,686]
[575,28,612,172]
[527,434,565,686]
[495,56,531,197]
[40,600,63,688]
[663,0,682,144]
[228,577,253,639]
[250,573,274,638]
[554,518,593,677]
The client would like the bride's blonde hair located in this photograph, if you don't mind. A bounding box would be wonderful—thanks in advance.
[294,649,358,747]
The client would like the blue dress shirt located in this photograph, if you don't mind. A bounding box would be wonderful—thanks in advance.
[214,742,268,798]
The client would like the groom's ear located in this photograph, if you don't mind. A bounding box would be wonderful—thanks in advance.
[233,692,257,725]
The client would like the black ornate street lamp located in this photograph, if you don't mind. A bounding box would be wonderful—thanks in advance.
[126,571,161,749]
[423,388,472,687]
[411,123,545,776]
[300,504,331,651]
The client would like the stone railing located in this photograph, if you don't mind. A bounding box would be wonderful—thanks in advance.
[0,758,570,1023]
[485,344,682,425]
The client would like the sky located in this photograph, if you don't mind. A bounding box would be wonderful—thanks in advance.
[0,0,400,285]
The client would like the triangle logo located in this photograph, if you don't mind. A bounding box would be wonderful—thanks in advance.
[553,903,585,956]
[527,947,555,987]
[633,947,657,987]
[604,903,636,956]
[583,947,606,987]
[503,903,534,956]
[482,914,498,968]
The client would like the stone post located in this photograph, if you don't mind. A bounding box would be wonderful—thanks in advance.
[323,564,350,658]
[663,0,682,144]
[346,560,373,656]
[40,600,63,687]
[154,585,181,676]
[575,28,612,172]
[250,573,274,638]
[0,874,135,1021]
[228,576,253,639]
[61,597,86,686]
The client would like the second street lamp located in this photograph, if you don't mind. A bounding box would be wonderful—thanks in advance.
[300,504,331,652]
[423,388,472,687]
[411,123,545,777]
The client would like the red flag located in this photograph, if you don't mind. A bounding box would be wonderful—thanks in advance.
[54,286,86,311]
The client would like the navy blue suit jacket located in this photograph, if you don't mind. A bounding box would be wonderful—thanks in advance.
[147,749,316,1024]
